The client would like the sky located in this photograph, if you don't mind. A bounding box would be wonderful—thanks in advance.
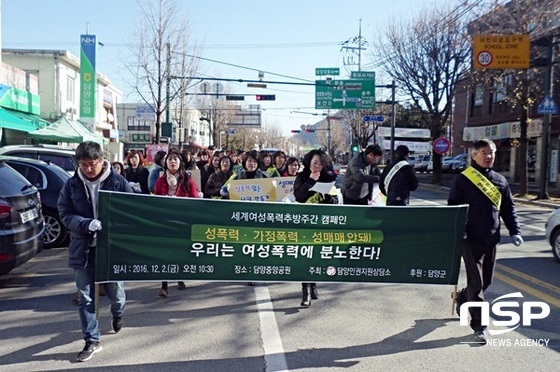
[1,0,451,135]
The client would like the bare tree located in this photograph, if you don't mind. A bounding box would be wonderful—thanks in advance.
[375,4,471,184]
[315,117,349,158]
[196,94,238,148]
[125,0,200,144]
[466,0,560,196]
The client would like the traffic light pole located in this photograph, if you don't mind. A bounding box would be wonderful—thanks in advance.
[389,80,396,162]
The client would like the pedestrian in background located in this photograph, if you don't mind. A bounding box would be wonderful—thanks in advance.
[204,156,234,198]
[341,144,382,205]
[111,161,125,176]
[258,150,281,178]
[273,150,287,175]
[448,138,523,344]
[148,150,167,193]
[124,150,150,194]
[58,141,133,362]
[293,148,338,307]
[154,148,200,297]
[379,145,418,206]
[283,157,300,176]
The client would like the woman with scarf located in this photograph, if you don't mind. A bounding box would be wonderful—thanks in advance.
[153,148,199,297]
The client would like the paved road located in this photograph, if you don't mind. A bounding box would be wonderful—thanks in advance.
[0,187,558,371]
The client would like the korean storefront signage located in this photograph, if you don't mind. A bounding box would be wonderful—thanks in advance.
[96,192,467,285]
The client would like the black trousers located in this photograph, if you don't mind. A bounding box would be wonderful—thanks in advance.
[461,239,497,331]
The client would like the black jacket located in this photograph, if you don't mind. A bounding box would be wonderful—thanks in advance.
[341,152,380,201]
[294,169,336,204]
[448,162,520,245]
[379,157,418,205]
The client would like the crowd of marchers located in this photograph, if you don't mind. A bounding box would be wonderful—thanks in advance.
[57,139,523,362]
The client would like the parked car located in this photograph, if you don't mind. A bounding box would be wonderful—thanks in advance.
[413,155,432,173]
[427,156,452,172]
[545,209,560,263]
[442,155,461,173]
[0,160,45,277]
[407,155,417,166]
[0,144,77,175]
[1,156,71,248]
[451,153,469,173]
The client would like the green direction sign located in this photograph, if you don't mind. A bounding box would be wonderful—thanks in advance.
[315,79,376,110]
[315,67,340,76]
[96,191,466,285]
[351,71,375,79]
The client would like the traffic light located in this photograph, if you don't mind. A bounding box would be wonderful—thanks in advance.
[304,129,315,132]
[256,94,275,101]
[351,143,359,152]
[291,130,301,133]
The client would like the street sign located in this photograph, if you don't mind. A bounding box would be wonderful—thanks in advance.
[351,71,375,79]
[433,137,451,154]
[538,95,559,115]
[363,115,383,122]
[315,67,340,76]
[315,79,376,110]
[247,83,267,88]
[224,129,236,134]
[225,95,245,101]
[473,34,530,69]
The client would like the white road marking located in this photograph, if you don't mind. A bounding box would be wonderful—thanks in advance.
[255,286,289,372]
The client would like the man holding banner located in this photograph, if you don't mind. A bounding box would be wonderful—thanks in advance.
[58,141,133,362]
[341,144,383,205]
[448,138,523,344]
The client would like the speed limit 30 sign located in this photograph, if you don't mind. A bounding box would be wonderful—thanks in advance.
[476,50,493,67]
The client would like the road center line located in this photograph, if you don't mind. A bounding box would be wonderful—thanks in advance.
[255,286,289,372]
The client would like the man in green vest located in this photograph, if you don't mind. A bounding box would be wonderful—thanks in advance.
[448,138,523,345]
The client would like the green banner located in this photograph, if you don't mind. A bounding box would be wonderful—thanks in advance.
[96,192,467,285]
[80,34,96,118]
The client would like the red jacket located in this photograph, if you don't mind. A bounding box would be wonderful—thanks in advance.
[154,175,199,197]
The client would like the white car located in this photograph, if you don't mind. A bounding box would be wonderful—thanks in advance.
[545,208,560,263]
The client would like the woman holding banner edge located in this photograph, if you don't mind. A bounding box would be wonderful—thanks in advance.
[293,148,338,307]
[153,148,200,297]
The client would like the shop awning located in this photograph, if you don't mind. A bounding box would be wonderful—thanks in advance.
[6,109,50,129]
[0,107,39,132]
[27,116,107,145]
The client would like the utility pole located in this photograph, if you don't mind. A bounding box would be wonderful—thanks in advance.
[340,19,367,72]
[537,34,556,199]
[389,81,397,162]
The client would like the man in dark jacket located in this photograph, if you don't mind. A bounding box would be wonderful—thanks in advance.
[58,141,133,362]
[448,138,523,344]
[341,144,383,205]
[379,145,418,205]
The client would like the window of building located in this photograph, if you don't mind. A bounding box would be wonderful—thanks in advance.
[127,116,151,131]
[470,84,485,117]
[66,76,75,102]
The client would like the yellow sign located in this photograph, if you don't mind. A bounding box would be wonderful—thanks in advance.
[229,178,277,202]
[473,34,530,69]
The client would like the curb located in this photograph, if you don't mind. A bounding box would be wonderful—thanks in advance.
[418,183,558,210]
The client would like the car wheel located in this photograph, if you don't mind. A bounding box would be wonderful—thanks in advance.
[43,209,68,249]
[552,229,560,264]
